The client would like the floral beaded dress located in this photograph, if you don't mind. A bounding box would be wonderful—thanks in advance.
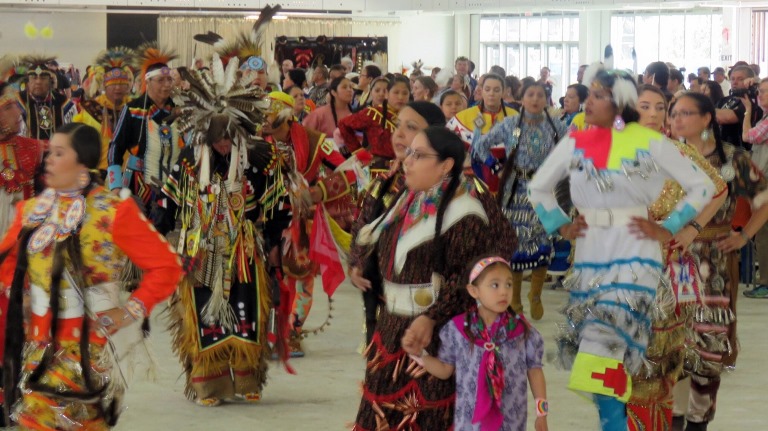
[527,124,716,403]
[352,177,516,431]
[0,187,182,430]
[473,112,568,271]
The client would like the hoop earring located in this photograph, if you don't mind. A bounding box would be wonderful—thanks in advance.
[77,171,91,189]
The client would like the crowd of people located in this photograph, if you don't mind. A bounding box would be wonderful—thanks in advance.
[0,8,767,431]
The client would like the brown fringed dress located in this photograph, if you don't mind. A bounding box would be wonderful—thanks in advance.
[352,177,516,431]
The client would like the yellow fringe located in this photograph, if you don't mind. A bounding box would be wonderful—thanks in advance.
[168,262,272,400]
[324,205,352,253]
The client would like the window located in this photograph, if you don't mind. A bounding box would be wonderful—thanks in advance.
[610,12,722,77]
[479,14,580,99]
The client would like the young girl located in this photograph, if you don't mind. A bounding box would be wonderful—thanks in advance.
[402,256,548,431]
[440,89,467,122]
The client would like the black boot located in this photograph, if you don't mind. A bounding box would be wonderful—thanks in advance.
[671,416,685,431]
[672,416,685,431]
[685,421,708,431]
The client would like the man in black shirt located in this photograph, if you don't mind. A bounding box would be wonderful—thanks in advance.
[716,65,761,148]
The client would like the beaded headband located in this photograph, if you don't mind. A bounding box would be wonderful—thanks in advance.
[145,66,171,80]
[469,257,510,284]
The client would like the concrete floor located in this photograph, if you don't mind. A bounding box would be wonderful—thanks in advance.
[117,279,768,430]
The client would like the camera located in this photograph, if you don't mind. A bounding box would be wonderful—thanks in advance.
[732,84,758,99]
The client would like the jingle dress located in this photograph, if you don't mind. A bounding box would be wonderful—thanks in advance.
[0,187,182,430]
[446,104,518,192]
[528,123,715,403]
[352,177,516,430]
[473,111,567,271]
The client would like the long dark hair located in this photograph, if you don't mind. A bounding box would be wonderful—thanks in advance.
[701,81,725,107]
[379,75,411,128]
[3,122,113,425]
[673,92,728,164]
[328,76,352,127]
[422,127,465,276]
[497,83,560,206]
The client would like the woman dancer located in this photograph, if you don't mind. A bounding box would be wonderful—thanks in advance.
[528,65,716,431]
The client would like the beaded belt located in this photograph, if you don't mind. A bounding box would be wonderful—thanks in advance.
[578,206,648,228]
[384,280,437,317]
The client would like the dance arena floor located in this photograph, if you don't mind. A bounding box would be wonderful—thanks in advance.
[119,278,767,430]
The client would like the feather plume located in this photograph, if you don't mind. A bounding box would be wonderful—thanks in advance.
[224,56,239,91]
[604,45,614,70]
[0,55,18,84]
[95,46,136,70]
[193,31,224,48]
[250,4,281,44]
[211,52,226,93]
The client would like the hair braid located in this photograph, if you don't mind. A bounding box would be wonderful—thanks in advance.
[497,107,526,206]
[431,174,462,276]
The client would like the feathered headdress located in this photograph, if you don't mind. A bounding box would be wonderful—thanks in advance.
[193,4,281,70]
[17,54,57,79]
[174,53,274,192]
[582,45,638,114]
[89,47,136,98]
[0,55,19,106]
[411,59,424,73]
[134,41,178,92]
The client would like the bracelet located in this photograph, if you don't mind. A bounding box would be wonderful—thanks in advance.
[124,297,147,321]
[740,230,750,243]
[535,398,548,417]
[688,220,703,233]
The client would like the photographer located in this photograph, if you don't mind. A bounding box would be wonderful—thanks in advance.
[742,77,768,298]
[716,65,760,148]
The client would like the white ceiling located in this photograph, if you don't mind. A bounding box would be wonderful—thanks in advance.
[0,0,764,14]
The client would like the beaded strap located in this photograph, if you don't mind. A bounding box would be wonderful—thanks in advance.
[535,398,548,417]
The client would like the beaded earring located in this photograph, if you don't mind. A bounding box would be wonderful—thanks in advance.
[77,171,91,189]
[613,115,626,131]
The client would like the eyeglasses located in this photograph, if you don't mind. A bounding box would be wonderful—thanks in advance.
[404,147,440,161]
[669,110,701,119]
